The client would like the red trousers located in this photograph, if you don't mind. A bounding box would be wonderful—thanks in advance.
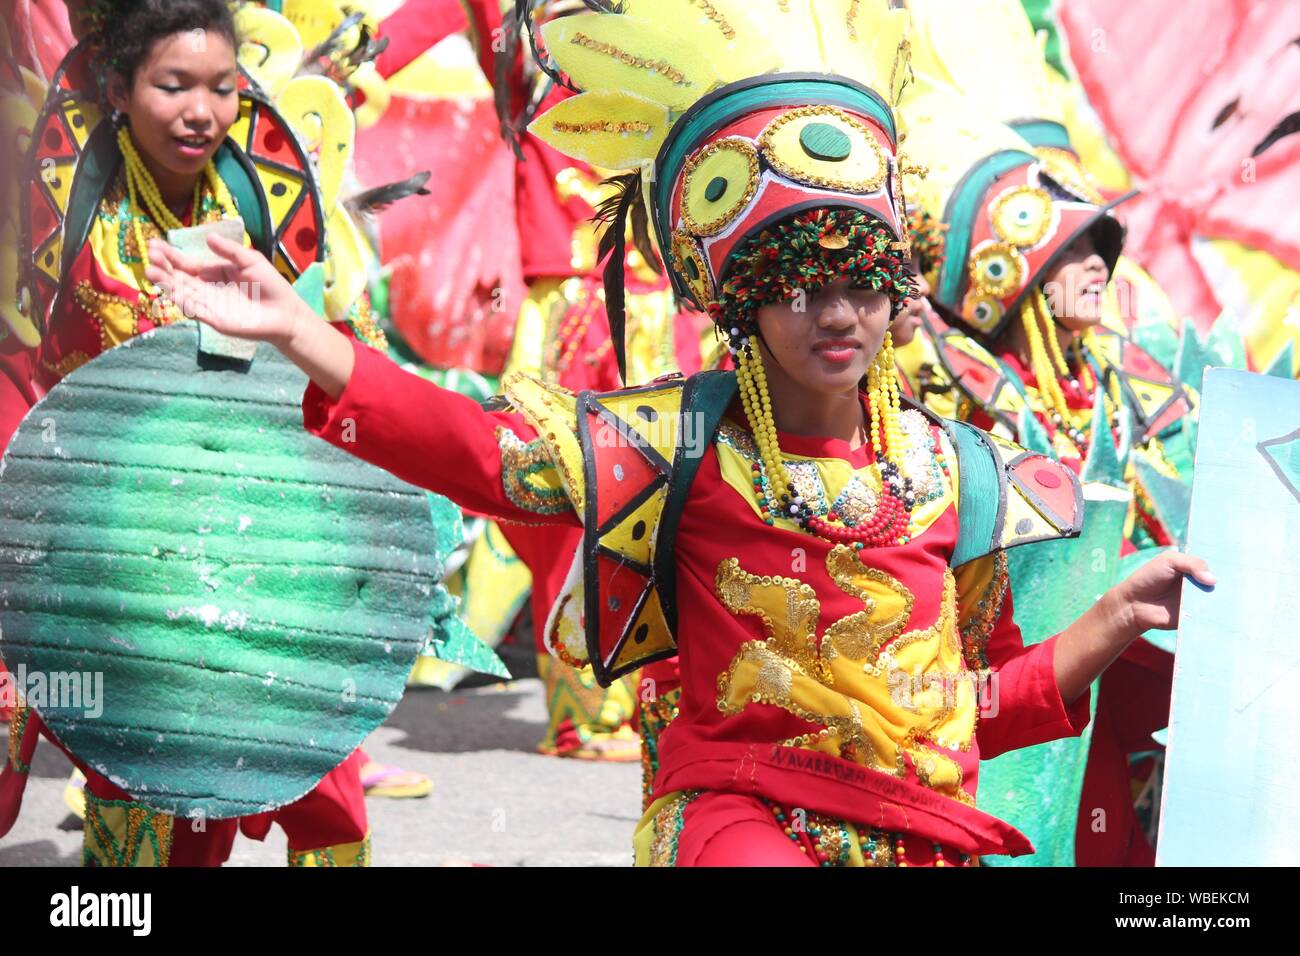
[7,711,367,865]
[1075,639,1173,867]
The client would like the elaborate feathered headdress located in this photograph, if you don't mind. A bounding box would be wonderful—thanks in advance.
[898,0,1129,338]
[524,0,913,378]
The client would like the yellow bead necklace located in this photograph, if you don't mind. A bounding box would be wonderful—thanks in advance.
[117,126,234,285]
[734,328,916,548]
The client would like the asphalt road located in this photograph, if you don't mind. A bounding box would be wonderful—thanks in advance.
[0,677,643,867]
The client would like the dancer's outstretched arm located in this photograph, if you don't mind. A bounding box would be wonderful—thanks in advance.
[146,235,580,528]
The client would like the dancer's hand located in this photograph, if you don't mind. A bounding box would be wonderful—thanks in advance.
[145,235,312,348]
[1108,550,1215,635]
[1054,550,1214,705]
[145,234,355,398]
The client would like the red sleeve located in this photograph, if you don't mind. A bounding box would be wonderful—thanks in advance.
[0,333,39,450]
[302,334,580,527]
[975,589,1091,760]
[374,0,470,80]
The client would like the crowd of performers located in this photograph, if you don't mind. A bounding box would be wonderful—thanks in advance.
[1,0,1296,867]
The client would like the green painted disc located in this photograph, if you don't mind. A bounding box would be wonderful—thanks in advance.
[705,176,729,202]
[799,123,852,162]
[0,323,436,819]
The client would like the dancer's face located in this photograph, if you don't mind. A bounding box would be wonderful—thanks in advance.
[107,30,239,180]
[757,279,892,396]
[1042,231,1110,331]
[892,252,931,347]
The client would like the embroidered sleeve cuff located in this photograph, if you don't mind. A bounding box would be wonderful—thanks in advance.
[978,634,1091,759]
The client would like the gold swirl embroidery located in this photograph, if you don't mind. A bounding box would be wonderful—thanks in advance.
[825,545,914,664]
[714,550,976,798]
[715,558,826,682]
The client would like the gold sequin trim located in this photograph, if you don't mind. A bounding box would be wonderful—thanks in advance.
[679,138,761,237]
[690,0,736,40]
[41,349,94,379]
[570,33,687,86]
[846,0,861,41]
[497,426,572,516]
[758,106,888,195]
[552,120,653,135]
[83,791,173,868]
[648,790,698,867]
[345,296,389,352]
[287,832,372,867]
[960,551,1009,670]
[7,700,30,773]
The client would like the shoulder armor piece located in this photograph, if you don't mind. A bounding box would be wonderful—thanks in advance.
[941,417,1083,567]
[578,370,736,686]
[1086,327,1197,441]
[921,315,1030,432]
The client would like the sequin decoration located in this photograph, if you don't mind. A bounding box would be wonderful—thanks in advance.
[82,791,174,867]
[497,426,572,515]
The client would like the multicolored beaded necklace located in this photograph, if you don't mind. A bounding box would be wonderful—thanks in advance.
[734,331,917,550]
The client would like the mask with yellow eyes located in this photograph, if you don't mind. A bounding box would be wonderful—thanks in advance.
[657,77,907,313]
[947,162,1128,338]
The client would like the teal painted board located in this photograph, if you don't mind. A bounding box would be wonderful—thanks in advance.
[0,323,436,819]
[1157,368,1300,865]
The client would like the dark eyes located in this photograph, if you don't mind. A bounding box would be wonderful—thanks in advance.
[155,84,236,95]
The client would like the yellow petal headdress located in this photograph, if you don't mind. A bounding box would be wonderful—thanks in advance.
[526,0,912,377]
[902,81,1129,337]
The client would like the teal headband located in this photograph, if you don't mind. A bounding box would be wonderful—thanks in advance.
[1008,118,1073,152]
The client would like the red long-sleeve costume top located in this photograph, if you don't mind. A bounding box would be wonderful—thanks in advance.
[304,337,1091,856]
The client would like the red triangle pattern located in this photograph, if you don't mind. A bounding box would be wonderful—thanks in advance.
[35,114,75,163]
[595,553,652,664]
[249,107,298,167]
[27,181,60,252]
[277,191,320,275]
[587,413,662,527]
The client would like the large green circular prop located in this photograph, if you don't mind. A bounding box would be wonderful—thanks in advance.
[0,324,435,819]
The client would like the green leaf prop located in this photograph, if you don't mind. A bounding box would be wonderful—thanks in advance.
[0,323,438,819]
[980,400,1131,866]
